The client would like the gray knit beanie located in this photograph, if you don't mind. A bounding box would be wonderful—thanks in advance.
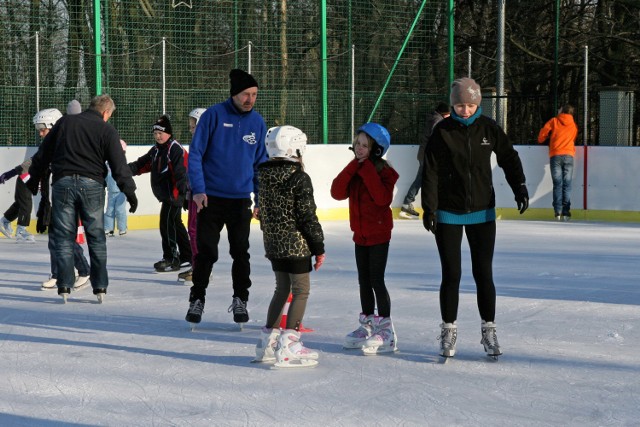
[450,77,482,106]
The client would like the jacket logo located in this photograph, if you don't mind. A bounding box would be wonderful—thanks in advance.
[481,137,490,145]
[243,132,257,145]
[223,123,233,127]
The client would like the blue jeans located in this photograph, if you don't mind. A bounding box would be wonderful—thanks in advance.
[51,176,107,290]
[104,190,127,233]
[403,163,423,205]
[550,155,574,216]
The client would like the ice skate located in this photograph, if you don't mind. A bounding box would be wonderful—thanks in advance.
[0,217,13,238]
[343,313,374,349]
[362,316,398,355]
[438,322,457,358]
[15,225,35,243]
[41,275,57,290]
[177,268,192,285]
[186,299,204,325]
[253,327,280,363]
[228,297,249,324]
[481,321,502,360]
[273,329,319,369]
[73,275,91,291]
[399,203,420,219]
[94,288,106,304]
[154,258,180,273]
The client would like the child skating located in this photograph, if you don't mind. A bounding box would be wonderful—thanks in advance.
[253,126,325,368]
[331,123,399,355]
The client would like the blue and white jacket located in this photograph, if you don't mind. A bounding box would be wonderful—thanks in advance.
[188,98,268,206]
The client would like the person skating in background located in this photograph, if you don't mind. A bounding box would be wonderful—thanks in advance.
[185,69,268,326]
[37,101,91,292]
[28,94,138,303]
[253,126,325,368]
[177,108,206,284]
[330,122,399,355]
[399,102,450,219]
[129,114,192,273]
[537,104,578,221]
[422,77,529,360]
[104,139,129,236]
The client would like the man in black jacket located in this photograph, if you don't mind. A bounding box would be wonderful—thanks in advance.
[28,94,138,303]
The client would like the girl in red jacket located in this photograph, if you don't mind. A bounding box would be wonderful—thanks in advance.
[330,123,399,355]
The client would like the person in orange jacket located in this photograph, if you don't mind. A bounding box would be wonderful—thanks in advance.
[537,104,578,220]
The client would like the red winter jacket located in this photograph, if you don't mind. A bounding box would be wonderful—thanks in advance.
[331,158,399,246]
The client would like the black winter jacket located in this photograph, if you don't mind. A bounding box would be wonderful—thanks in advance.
[129,139,188,207]
[422,115,526,214]
[258,160,324,273]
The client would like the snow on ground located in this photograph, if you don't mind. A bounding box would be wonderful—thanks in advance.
[0,220,639,426]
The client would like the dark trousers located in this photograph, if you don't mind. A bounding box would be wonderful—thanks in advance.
[434,221,496,323]
[265,271,311,330]
[190,197,253,302]
[159,202,191,264]
[354,242,391,318]
[4,178,32,226]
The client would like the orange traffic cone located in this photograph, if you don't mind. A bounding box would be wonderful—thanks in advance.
[279,293,314,332]
[76,221,85,244]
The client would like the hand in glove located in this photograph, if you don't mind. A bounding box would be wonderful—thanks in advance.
[313,254,326,271]
[0,168,19,184]
[125,191,138,213]
[423,210,437,234]
[515,184,529,214]
[36,201,51,234]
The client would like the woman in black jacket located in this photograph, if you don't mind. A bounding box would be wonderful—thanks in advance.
[422,77,529,360]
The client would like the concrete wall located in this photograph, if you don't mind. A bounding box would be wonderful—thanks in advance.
[2,144,640,231]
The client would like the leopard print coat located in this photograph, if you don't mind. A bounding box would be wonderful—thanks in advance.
[257,159,324,262]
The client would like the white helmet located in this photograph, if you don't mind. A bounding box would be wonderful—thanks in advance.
[265,125,307,159]
[33,108,63,130]
[188,108,206,124]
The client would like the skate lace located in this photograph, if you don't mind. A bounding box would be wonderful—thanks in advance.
[438,327,457,350]
[189,300,204,316]
[228,297,247,315]
[482,326,499,349]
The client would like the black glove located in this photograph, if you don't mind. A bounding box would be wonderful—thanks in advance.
[0,168,19,184]
[36,200,51,234]
[515,184,529,214]
[125,191,138,213]
[423,210,437,233]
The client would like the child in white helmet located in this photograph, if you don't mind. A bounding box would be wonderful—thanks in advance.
[177,108,206,284]
[330,122,400,355]
[0,110,63,243]
[253,125,325,368]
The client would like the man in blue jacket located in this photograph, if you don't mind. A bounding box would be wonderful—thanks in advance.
[185,69,268,325]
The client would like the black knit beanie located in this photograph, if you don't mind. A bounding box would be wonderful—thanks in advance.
[229,69,258,96]
[152,114,173,136]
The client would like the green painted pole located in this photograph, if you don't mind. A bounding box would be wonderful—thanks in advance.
[553,0,559,113]
[448,0,454,91]
[367,0,428,123]
[321,0,328,143]
[94,0,102,95]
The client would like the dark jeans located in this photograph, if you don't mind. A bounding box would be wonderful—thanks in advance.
[49,233,91,278]
[354,242,391,318]
[159,201,191,263]
[4,178,32,226]
[550,155,574,215]
[190,197,253,302]
[51,176,107,290]
[434,221,496,323]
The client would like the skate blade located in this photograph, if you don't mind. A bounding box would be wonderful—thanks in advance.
[343,341,366,350]
[272,359,318,369]
[398,213,420,220]
[251,357,276,364]
[61,294,68,304]
[96,294,105,304]
[438,355,452,364]
[362,345,398,356]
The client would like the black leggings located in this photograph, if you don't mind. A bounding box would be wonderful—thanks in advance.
[355,242,391,318]
[435,221,496,323]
